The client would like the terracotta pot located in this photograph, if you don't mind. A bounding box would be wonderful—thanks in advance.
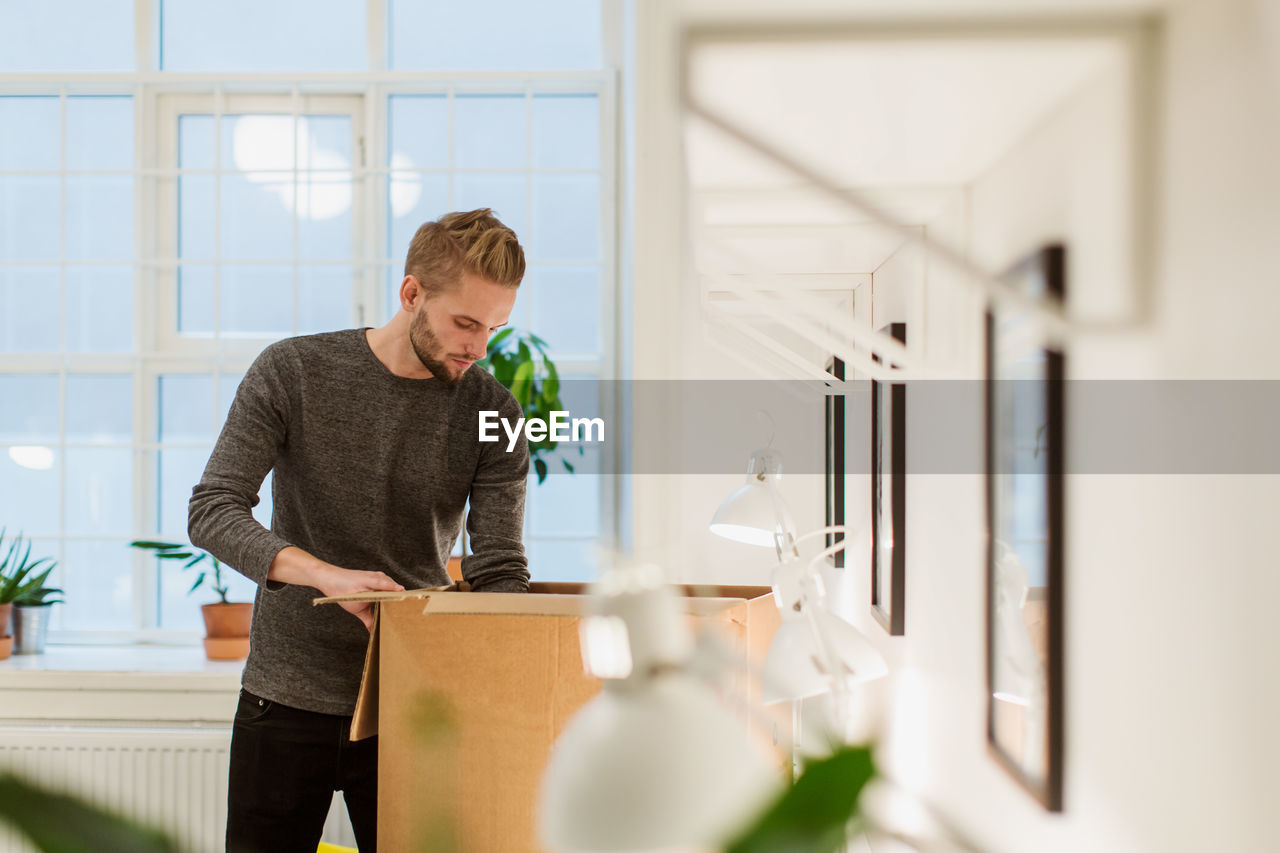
[0,602,11,638]
[0,635,11,661]
[200,602,252,661]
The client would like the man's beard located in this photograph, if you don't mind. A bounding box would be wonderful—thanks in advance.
[409,309,469,388]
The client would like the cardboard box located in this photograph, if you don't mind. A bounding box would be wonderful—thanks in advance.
[321,582,781,852]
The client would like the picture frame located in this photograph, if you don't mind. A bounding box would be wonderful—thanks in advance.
[985,245,1066,811]
[870,322,906,636]
[824,355,845,567]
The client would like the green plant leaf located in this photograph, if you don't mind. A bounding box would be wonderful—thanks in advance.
[0,771,181,853]
[511,360,535,408]
[155,552,195,560]
[188,573,206,595]
[724,745,877,853]
[183,554,205,569]
[487,328,514,353]
[562,459,575,473]
[533,457,548,484]
[128,540,184,551]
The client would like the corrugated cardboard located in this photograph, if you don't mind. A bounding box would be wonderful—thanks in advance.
[317,582,781,852]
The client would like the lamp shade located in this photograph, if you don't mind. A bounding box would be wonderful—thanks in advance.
[539,674,781,852]
[708,479,779,547]
[761,610,889,704]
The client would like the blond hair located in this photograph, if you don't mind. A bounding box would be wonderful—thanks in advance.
[403,209,525,298]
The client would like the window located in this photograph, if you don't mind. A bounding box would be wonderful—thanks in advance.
[0,0,616,642]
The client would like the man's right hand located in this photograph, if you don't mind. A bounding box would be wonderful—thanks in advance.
[268,546,404,631]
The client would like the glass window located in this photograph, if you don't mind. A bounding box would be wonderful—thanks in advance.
[0,97,61,171]
[532,94,600,170]
[530,266,601,355]
[66,267,135,353]
[67,97,135,171]
[388,0,601,71]
[0,0,134,72]
[161,0,366,72]
[66,374,133,443]
[0,268,60,353]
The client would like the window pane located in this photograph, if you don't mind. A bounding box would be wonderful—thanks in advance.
[0,97,60,170]
[299,267,351,334]
[158,447,209,539]
[527,449,600,536]
[387,173,450,261]
[0,374,59,441]
[66,374,132,443]
[300,116,351,169]
[222,266,292,334]
[221,172,293,260]
[0,176,61,261]
[0,451,60,536]
[0,0,134,72]
[454,95,526,170]
[454,175,527,246]
[0,267,60,352]
[66,176,134,260]
[298,173,353,259]
[66,266,134,352]
[61,539,133,631]
[178,174,216,259]
[525,538,596,583]
[178,265,215,334]
[389,95,449,170]
[532,94,599,170]
[531,174,598,260]
[389,0,601,71]
[159,374,214,443]
[530,266,600,355]
[222,114,294,172]
[161,0,366,72]
[65,448,132,535]
[67,97,134,171]
[179,115,216,170]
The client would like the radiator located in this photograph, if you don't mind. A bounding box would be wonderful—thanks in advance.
[0,727,358,853]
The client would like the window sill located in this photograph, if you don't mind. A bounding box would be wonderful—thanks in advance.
[0,644,243,725]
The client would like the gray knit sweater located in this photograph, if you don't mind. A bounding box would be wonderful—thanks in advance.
[189,328,530,715]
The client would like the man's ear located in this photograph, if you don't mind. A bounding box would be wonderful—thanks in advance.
[399,275,423,310]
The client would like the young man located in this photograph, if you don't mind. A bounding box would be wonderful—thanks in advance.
[188,209,531,853]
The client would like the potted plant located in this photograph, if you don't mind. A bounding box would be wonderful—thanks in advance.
[0,530,60,659]
[442,329,582,577]
[129,540,252,661]
[479,328,583,484]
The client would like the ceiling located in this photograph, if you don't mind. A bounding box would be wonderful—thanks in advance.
[682,32,1127,274]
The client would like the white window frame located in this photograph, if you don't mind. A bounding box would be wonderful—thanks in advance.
[1,0,622,643]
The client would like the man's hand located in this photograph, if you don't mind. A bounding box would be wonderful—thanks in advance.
[268,546,404,631]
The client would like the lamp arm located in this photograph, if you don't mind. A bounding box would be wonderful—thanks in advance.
[797,592,854,731]
[762,475,801,561]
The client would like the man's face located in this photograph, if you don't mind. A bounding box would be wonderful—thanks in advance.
[408,271,516,387]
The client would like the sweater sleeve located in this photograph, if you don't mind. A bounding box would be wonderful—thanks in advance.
[462,390,531,592]
[188,343,295,586]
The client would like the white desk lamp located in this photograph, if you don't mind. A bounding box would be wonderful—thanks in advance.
[711,448,887,716]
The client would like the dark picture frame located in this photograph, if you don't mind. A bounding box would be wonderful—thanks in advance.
[824,356,845,567]
[870,322,906,635]
[985,245,1066,812]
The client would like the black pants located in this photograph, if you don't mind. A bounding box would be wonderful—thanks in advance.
[227,689,377,853]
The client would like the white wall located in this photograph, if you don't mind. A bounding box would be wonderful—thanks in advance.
[628,0,1280,850]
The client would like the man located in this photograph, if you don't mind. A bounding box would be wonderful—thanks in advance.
[188,209,531,853]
